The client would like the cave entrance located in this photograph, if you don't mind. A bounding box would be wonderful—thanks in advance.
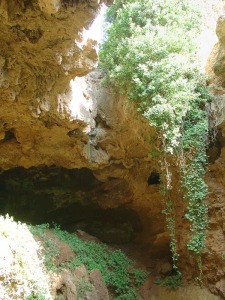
[0,166,141,244]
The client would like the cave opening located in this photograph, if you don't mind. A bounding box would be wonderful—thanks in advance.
[0,165,172,276]
[148,171,161,185]
[0,166,142,245]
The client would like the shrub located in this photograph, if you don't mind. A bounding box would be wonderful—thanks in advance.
[0,215,51,300]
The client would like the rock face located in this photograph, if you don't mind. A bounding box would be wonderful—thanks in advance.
[51,263,110,300]
[0,0,167,259]
[1,0,225,299]
[144,283,221,300]
[0,0,102,169]
[179,4,225,297]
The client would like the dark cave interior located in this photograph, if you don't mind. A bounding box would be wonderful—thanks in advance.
[0,166,142,244]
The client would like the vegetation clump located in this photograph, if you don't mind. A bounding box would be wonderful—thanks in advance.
[30,223,148,300]
[100,0,210,279]
[155,273,183,290]
[0,215,51,300]
[0,216,147,300]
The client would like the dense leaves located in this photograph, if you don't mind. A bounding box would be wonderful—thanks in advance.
[30,224,148,299]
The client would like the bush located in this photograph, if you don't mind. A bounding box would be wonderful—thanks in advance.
[0,215,51,300]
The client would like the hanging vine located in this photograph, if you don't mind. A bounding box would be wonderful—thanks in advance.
[99,0,210,279]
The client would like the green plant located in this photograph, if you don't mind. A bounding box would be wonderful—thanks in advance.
[29,224,60,272]
[43,238,60,272]
[130,268,149,286]
[30,224,148,298]
[155,273,182,289]
[100,0,210,279]
[54,226,148,297]
[0,215,51,300]
[77,280,93,299]
[113,287,141,300]
[162,195,179,270]
[25,293,46,300]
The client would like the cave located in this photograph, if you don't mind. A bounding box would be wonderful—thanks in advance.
[148,171,161,185]
[0,166,142,244]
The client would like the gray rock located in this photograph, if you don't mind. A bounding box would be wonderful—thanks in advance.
[89,269,109,300]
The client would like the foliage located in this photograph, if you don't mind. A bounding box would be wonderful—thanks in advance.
[100,0,210,278]
[181,107,209,255]
[162,196,179,270]
[29,224,60,272]
[31,224,148,299]
[113,287,142,300]
[0,215,51,300]
[77,280,93,299]
[155,273,182,289]
[25,293,46,300]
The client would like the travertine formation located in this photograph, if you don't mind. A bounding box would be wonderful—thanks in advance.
[201,10,225,297]
[1,0,225,298]
[0,0,166,257]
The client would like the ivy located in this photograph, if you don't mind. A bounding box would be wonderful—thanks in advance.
[100,0,211,280]
[181,102,209,257]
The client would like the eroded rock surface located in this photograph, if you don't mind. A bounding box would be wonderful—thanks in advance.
[194,4,225,297]
[1,0,225,299]
[0,0,167,260]
[0,0,104,169]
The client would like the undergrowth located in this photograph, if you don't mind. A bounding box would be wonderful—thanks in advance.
[155,273,182,290]
[30,223,148,299]
[0,215,147,300]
